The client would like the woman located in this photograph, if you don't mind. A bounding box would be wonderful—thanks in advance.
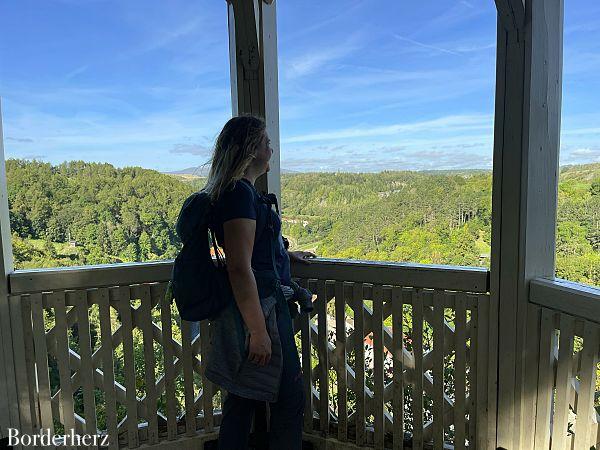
[202,115,315,449]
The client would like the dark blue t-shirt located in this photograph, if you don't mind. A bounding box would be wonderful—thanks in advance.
[212,178,291,285]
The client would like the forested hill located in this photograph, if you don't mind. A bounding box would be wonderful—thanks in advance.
[7,159,198,267]
[6,159,599,286]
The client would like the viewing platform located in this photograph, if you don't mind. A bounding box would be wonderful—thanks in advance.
[0,0,599,449]
[4,258,599,449]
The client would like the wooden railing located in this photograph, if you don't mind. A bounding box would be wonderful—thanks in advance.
[524,278,600,450]
[8,259,496,449]
[292,259,495,449]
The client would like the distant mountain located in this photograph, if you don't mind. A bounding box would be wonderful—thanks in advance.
[165,166,210,177]
[164,166,300,177]
[165,163,600,178]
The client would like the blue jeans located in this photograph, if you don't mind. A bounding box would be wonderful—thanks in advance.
[218,285,305,450]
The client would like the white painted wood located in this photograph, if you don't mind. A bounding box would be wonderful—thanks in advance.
[9,258,490,295]
[292,259,489,293]
[468,302,478,447]
[551,314,574,450]
[392,287,405,449]
[475,297,489,449]
[454,293,467,450]
[353,282,366,446]
[259,0,281,202]
[432,291,444,450]
[372,285,384,449]
[115,285,139,448]
[157,284,178,441]
[335,281,348,442]
[23,297,39,433]
[0,98,20,442]
[491,0,564,444]
[8,260,173,294]
[522,303,542,450]
[572,321,599,450]
[486,292,499,450]
[0,103,13,275]
[412,290,424,449]
[199,320,214,433]
[227,2,239,117]
[316,279,330,434]
[530,278,600,323]
[534,308,556,450]
[227,0,281,196]
[491,20,525,448]
[180,319,196,437]
[53,292,76,449]
[31,293,54,434]
[139,285,159,444]
[11,295,36,438]
[75,290,98,436]
[96,288,119,450]
[300,278,315,432]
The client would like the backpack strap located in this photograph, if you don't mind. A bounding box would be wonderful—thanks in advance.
[206,201,226,268]
[260,193,281,279]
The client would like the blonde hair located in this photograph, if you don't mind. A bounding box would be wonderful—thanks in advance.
[203,115,266,203]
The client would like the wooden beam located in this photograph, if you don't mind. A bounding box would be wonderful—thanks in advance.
[491,0,564,447]
[529,278,600,324]
[0,98,24,442]
[494,0,525,31]
[259,0,281,201]
[227,0,281,200]
[8,258,488,296]
[0,99,26,442]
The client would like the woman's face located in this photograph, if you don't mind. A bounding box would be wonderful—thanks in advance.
[255,131,273,173]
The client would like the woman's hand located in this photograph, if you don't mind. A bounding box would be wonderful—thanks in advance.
[248,329,272,366]
[288,250,317,265]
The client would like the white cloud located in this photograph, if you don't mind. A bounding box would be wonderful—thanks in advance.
[282,114,492,144]
[560,147,600,165]
[283,34,363,79]
[64,65,90,80]
[170,143,212,156]
[282,144,492,173]
[393,35,460,56]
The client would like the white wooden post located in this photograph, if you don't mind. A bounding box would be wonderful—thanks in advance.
[491,0,564,448]
[227,0,281,201]
[0,99,23,443]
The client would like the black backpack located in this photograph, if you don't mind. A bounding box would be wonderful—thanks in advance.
[168,190,233,321]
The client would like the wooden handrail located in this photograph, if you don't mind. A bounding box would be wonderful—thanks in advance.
[529,277,600,324]
[8,257,490,295]
[291,258,489,293]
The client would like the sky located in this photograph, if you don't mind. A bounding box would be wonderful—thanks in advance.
[0,0,599,173]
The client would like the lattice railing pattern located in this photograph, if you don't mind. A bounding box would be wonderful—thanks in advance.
[15,282,220,449]
[524,304,600,450]
[294,279,496,449]
[14,276,497,450]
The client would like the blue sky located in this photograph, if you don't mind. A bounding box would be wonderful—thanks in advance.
[1,0,599,173]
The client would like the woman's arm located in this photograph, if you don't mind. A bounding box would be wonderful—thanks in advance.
[288,249,317,264]
[223,217,271,366]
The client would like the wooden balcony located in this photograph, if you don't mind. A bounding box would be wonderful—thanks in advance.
[6,259,599,449]
[1,0,600,448]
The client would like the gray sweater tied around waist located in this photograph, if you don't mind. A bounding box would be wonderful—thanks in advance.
[204,271,290,402]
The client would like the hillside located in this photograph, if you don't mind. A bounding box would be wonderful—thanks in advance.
[6,159,599,286]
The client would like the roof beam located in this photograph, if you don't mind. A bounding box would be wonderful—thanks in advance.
[495,0,526,31]
[227,0,281,198]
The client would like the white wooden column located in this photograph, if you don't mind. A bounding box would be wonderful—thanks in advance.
[491,0,564,448]
[227,0,281,201]
[0,99,22,442]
